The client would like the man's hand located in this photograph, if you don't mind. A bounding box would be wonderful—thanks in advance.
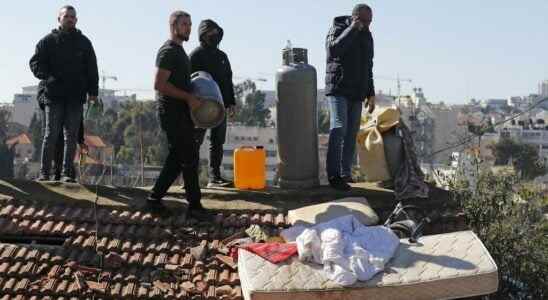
[227,105,236,120]
[351,16,364,31]
[88,95,97,104]
[79,143,89,155]
[187,95,202,111]
[365,96,376,113]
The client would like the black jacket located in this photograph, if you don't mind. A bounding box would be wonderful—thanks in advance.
[325,16,375,101]
[189,20,236,107]
[29,28,99,104]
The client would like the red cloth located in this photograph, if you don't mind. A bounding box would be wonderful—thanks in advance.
[240,243,298,264]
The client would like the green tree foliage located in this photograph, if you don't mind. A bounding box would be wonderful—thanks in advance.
[318,108,330,134]
[84,100,168,166]
[488,137,547,180]
[233,80,271,127]
[28,113,43,161]
[0,109,14,178]
[451,172,547,299]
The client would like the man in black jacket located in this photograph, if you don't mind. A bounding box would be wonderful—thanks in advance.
[325,4,376,191]
[29,5,98,183]
[190,19,236,187]
[147,10,206,219]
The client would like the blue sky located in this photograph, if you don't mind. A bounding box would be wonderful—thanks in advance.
[1,1,547,103]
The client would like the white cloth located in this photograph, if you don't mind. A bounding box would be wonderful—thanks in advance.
[293,215,400,286]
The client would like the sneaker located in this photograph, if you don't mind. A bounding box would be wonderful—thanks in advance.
[36,174,50,182]
[61,176,77,183]
[207,177,233,188]
[328,177,352,191]
[53,173,62,181]
[341,176,355,183]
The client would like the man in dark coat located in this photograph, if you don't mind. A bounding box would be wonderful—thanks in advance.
[29,5,98,183]
[325,3,376,191]
[190,19,236,187]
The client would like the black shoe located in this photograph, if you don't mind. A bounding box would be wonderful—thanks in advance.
[329,177,352,191]
[53,173,62,181]
[61,176,77,183]
[207,177,233,188]
[36,174,50,182]
[187,203,209,219]
[341,176,355,184]
[144,197,169,214]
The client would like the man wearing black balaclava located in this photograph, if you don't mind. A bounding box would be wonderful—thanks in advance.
[190,19,236,187]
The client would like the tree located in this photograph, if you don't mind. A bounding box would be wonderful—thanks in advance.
[488,137,547,180]
[28,113,43,161]
[318,108,330,134]
[233,80,271,127]
[108,100,168,166]
[0,109,14,178]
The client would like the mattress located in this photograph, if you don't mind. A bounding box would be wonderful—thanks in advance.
[238,230,498,300]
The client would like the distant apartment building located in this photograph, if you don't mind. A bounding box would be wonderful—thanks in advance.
[12,86,134,127]
[500,124,548,161]
[199,125,278,185]
[12,86,40,128]
[480,98,508,111]
[539,80,548,97]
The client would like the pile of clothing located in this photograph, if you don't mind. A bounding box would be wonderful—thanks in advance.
[282,215,399,286]
[238,215,400,287]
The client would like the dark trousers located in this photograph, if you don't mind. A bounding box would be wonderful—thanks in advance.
[195,116,227,179]
[151,107,201,205]
[40,101,83,178]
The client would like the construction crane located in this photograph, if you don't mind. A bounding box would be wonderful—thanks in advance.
[100,70,118,91]
[375,75,413,105]
[233,76,268,82]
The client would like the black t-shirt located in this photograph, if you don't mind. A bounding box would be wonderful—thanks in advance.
[155,40,192,110]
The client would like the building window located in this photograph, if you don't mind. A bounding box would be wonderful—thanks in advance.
[223,164,234,170]
[224,150,233,156]
[266,150,277,157]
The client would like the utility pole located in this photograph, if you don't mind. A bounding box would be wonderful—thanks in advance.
[111,147,114,186]
[138,104,144,187]
[375,75,412,107]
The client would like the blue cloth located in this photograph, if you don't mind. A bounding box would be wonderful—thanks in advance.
[326,95,363,178]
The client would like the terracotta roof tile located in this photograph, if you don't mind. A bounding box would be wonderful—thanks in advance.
[14,247,28,261]
[14,278,30,294]
[154,253,167,267]
[219,269,230,285]
[233,286,243,300]
[206,269,218,284]
[11,205,25,218]
[230,271,240,285]
[22,206,36,219]
[122,281,136,298]
[3,277,17,293]
[169,253,181,266]
[0,202,296,299]
[0,262,9,273]
[1,246,17,262]
[0,205,15,217]
[110,282,123,297]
